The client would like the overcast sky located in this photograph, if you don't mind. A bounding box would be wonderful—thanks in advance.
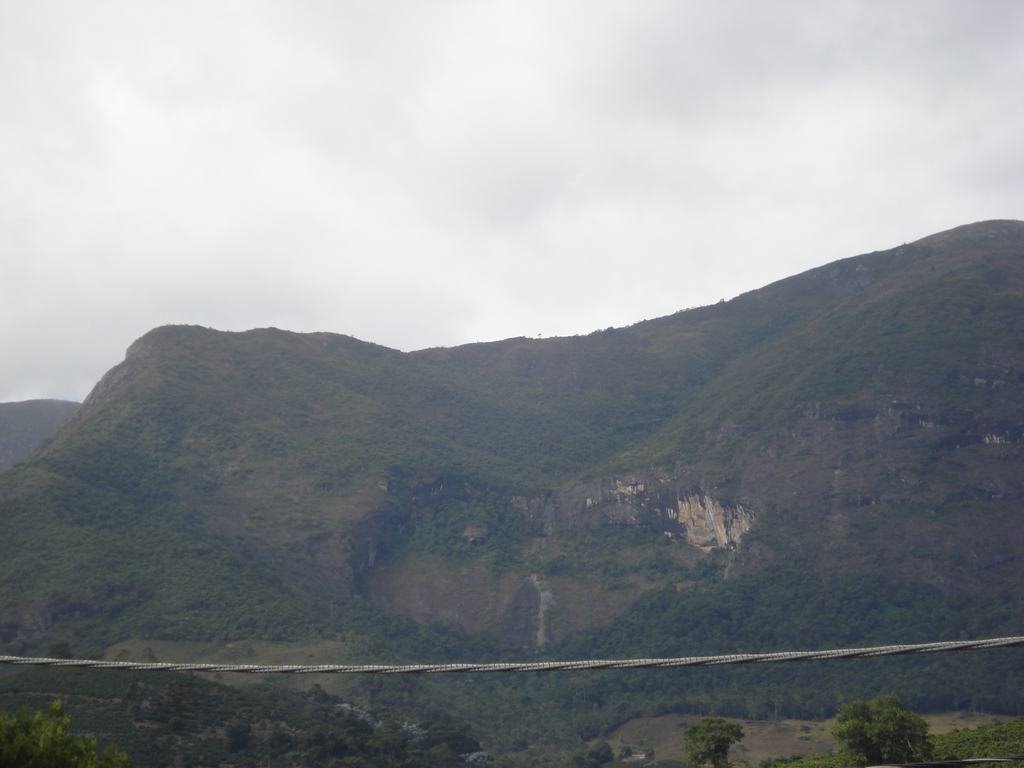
[2,0,1023,402]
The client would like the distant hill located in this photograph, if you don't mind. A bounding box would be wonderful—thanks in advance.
[0,399,79,472]
[1,220,1022,748]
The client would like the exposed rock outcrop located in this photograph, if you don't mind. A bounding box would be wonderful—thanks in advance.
[673,493,753,550]
[528,473,756,551]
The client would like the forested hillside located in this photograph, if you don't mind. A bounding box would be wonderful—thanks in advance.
[1,220,1022,753]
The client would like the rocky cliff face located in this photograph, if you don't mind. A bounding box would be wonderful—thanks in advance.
[358,471,755,648]
[673,493,753,550]
[522,474,755,550]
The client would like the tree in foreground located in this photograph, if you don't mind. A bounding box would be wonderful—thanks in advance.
[832,695,932,765]
[685,717,745,768]
[0,700,131,767]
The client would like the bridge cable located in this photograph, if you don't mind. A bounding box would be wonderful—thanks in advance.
[0,635,1022,675]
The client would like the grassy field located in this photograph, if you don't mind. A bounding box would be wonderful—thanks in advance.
[101,637,368,699]
[104,636,354,666]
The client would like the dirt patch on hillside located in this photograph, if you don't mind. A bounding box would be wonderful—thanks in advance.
[365,555,646,646]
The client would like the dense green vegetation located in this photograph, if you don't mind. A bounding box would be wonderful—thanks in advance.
[685,718,745,768]
[770,701,1024,768]
[933,718,1024,760]
[831,696,931,764]
[7,689,1018,768]
[0,668,486,768]
[326,560,1020,751]
[0,700,130,767]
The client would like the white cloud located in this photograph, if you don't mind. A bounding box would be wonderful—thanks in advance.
[1,0,1022,400]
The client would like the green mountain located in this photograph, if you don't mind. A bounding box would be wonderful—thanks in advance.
[0,399,79,472]
[1,220,1023,751]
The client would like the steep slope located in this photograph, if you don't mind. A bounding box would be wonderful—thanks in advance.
[0,399,79,472]
[614,218,1024,590]
[0,220,1022,729]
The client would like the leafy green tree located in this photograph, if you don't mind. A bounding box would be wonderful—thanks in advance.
[685,717,745,768]
[0,700,131,767]
[832,696,932,764]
